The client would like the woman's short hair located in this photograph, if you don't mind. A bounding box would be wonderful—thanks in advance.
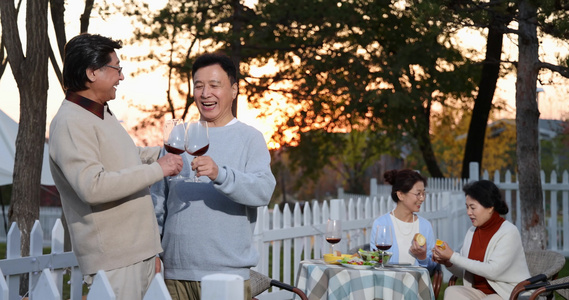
[463,180,509,215]
[63,33,122,92]
[191,52,238,85]
[384,169,427,203]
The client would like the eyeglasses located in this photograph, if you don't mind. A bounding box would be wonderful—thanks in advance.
[408,191,426,199]
[104,64,123,74]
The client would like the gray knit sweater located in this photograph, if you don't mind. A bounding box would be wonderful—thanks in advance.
[152,120,276,281]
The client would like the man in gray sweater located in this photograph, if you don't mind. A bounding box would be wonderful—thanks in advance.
[152,52,276,300]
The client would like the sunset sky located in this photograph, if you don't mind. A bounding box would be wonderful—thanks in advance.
[1,1,568,147]
[0,0,281,146]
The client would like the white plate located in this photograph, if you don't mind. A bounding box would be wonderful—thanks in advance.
[384,263,421,268]
[340,263,375,270]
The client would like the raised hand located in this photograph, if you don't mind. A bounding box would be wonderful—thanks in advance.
[158,153,183,177]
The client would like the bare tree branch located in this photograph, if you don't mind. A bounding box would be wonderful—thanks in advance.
[0,37,7,78]
[539,61,569,78]
[49,0,66,60]
[80,0,95,33]
[0,0,25,77]
[48,45,64,90]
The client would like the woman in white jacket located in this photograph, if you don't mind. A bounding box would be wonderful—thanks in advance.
[432,180,530,300]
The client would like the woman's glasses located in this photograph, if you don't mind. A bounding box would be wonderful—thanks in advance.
[408,191,426,199]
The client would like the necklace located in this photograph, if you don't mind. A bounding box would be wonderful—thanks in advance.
[390,210,416,236]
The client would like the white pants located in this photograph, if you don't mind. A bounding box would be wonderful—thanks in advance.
[444,285,504,300]
[84,256,155,300]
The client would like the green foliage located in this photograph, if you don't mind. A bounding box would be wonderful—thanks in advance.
[0,185,11,206]
[427,103,520,178]
[536,0,569,40]
[117,0,480,190]
[287,128,397,194]
[430,114,569,179]
[428,105,470,178]
[540,119,569,174]
[247,0,479,179]
[116,0,257,120]
[116,0,569,196]
[482,119,517,176]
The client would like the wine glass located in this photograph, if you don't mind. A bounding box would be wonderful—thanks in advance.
[163,119,186,181]
[325,219,342,255]
[184,120,209,182]
[374,225,393,268]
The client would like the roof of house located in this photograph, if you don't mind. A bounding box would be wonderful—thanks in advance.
[457,118,565,141]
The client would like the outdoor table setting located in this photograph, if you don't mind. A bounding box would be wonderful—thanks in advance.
[294,258,435,300]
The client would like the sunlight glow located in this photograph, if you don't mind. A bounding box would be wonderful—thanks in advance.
[1,0,568,153]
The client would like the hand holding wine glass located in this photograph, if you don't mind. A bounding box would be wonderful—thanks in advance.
[185,120,209,182]
[325,219,342,255]
[163,119,186,180]
[375,225,393,268]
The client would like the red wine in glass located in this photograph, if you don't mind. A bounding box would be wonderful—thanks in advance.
[375,225,393,268]
[164,144,185,155]
[163,119,186,180]
[326,237,341,244]
[185,120,209,182]
[186,144,209,156]
[325,219,342,255]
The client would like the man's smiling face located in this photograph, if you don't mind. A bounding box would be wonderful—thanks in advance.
[86,51,124,104]
[193,63,237,127]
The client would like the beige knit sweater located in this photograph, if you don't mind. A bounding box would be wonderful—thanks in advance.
[49,99,163,275]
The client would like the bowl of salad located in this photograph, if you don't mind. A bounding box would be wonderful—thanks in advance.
[358,249,381,262]
[338,256,377,269]
[358,249,392,265]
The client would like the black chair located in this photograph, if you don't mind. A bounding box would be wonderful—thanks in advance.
[250,269,308,300]
[529,275,569,300]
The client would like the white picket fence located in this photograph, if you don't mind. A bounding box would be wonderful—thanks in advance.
[0,219,172,300]
[252,165,569,299]
[395,165,569,254]
[0,206,62,247]
[251,192,469,300]
[339,163,569,256]
[0,193,466,300]
[478,169,569,254]
[1,164,567,299]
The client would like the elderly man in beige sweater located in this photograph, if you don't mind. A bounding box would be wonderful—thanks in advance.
[49,33,183,300]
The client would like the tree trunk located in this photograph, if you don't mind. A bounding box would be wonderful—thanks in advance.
[1,0,49,296]
[230,0,243,117]
[461,20,504,179]
[415,109,444,178]
[417,134,444,178]
[516,0,545,250]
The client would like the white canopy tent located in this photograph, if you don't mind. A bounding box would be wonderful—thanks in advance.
[0,109,54,186]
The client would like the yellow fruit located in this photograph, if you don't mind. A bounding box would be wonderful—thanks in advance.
[414,233,426,246]
[436,239,446,250]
